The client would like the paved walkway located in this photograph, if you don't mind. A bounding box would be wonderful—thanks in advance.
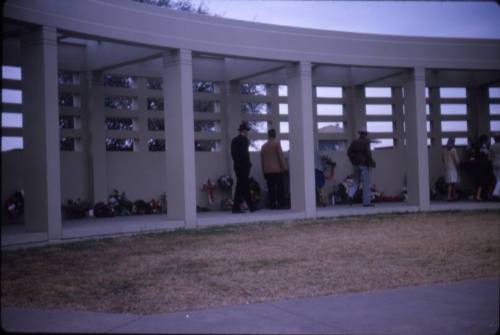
[2,278,498,334]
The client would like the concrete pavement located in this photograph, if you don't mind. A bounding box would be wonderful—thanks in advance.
[2,277,498,334]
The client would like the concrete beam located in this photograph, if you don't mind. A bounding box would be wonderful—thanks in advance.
[225,58,287,82]
[93,52,163,73]
[232,64,287,82]
[85,40,162,72]
[351,67,406,86]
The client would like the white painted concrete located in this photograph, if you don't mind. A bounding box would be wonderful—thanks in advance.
[20,26,62,239]
[4,0,500,69]
[163,49,197,227]
[404,68,430,209]
[1,0,499,242]
[287,62,316,217]
[87,72,108,203]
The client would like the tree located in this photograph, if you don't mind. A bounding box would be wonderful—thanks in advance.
[132,0,209,15]
[193,81,215,93]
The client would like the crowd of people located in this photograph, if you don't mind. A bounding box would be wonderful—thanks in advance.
[444,134,500,202]
[229,121,500,213]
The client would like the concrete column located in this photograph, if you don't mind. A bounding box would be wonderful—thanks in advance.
[404,68,430,209]
[478,86,491,137]
[136,77,149,153]
[80,72,92,201]
[268,84,280,133]
[428,86,442,186]
[393,87,405,150]
[345,85,365,182]
[468,86,490,139]
[286,62,316,217]
[21,26,61,239]
[428,86,441,145]
[311,82,318,148]
[393,87,407,189]
[163,49,196,226]
[343,87,354,142]
[347,85,365,140]
[224,80,242,178]
[86,71,107,203]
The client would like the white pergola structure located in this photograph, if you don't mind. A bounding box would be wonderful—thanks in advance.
[2,0,500,241]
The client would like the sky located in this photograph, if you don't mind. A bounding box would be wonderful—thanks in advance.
[190,0,500,39]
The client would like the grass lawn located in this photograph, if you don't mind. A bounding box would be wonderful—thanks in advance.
[1,211,499,315]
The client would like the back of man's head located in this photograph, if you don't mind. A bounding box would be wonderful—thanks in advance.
[268,128,276,139]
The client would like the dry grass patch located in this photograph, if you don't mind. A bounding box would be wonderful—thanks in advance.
[2,211,499,314]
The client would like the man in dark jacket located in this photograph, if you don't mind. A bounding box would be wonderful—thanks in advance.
[347,127,375,207]
[231,121,256,213]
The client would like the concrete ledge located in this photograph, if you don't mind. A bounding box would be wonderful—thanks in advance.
[197,209,306,228]
[2,202,498,250]
[1,215,184,250]
[62,215,185,239]
[429,201,500,212]
[1,231,48,248]
[317,203,420,218]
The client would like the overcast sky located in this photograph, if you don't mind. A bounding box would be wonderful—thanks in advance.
[191,0,500,39]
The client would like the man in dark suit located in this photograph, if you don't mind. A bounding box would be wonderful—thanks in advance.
[347,127,376,207]
[231,121,256,213]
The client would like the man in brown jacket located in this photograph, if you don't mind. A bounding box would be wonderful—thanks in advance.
[261,129,288,209]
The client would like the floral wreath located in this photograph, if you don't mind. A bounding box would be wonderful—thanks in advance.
[321,155,337,180]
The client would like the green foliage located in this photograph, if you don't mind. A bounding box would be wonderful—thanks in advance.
[133,0,209,15]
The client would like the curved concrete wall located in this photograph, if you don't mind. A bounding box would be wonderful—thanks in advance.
[3,0,500,228]
[5,0,500,70]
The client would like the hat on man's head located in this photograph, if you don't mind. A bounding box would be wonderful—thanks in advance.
[358,126,368,134]
[238,121,251,132]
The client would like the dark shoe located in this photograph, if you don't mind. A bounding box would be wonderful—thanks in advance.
[232,208,244,214]
[363,204,375,207]
[249,207,257,212]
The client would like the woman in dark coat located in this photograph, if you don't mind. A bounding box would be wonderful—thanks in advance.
[471,134,492,201]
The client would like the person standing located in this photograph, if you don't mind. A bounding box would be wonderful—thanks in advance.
[471,134,491,201]
[314,149,326,190]
[347,127,376,207]
[260,129,288,209]
[231,122,256,213]
[442,138,460,201]
[490,134,500,200]
[314,149,327,206]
